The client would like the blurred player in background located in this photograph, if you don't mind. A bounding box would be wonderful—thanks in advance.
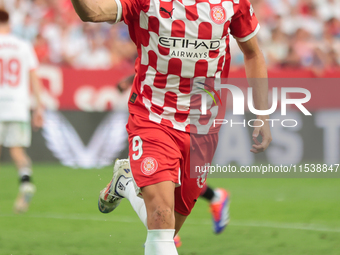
[0,9,44,213]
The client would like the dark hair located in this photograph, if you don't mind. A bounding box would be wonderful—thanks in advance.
[0,9,9,24]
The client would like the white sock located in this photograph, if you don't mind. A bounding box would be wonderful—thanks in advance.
[145,229,178,255]
[117,177,148,228]
[19,167,32,178]
[211,189,221,203]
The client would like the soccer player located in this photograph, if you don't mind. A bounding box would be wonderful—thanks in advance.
[0,9,44,213]
[71,0,272,254]
[117,74,231,237]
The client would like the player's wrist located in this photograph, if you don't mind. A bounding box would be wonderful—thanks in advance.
[35,104,45,112]
[256,115,269,120]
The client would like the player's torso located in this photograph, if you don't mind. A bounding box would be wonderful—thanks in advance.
[129,0,241,132]
[0,35,31,121]
[137,0,239,78]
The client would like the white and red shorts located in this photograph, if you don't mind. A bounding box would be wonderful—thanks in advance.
[127,114,218,216]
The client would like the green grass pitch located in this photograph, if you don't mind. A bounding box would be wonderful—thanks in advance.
[0,163,340,255]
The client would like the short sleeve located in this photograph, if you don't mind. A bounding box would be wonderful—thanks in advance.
[114,0,146,24]
[26,43,39,71]
[229,0,260,42]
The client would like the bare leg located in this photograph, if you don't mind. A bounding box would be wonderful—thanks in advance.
[141,181,176,230]
[141,181,178,255]
[9,147,31,171]
[10,147,35,213]
[174,212,187,236]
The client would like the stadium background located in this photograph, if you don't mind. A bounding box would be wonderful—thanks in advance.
[1,0,340,254]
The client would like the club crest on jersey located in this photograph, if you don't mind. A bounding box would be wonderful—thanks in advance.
[210,6,227,24]
[250,4,254,17]
[141,157,158,175]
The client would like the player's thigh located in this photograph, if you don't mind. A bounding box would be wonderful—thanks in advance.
[141,181,175,206]
[9,147,28,159]
[127,115,182,190]
[3,122,31,148]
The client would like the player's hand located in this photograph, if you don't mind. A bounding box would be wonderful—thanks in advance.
[251,117,272,154]
[32,106,44,131]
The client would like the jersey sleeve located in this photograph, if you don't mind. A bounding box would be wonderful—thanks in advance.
[114,0,146,24]
[26,43,39,71]
[229,0,260,42]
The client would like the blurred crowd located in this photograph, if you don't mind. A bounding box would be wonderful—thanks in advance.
[2,0,340,71]
[1,0,137,69]
[230,0,340,71]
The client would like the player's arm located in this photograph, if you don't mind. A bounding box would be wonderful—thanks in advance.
[237,36,272,154]
[30,70,44,129]
[70,0,118,22]
[117,75,134,93]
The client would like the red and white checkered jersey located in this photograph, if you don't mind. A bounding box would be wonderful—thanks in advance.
[115,0,259,134]
[0,34,38,122]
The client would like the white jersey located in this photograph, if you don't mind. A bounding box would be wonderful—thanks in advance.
[0,34,38,122]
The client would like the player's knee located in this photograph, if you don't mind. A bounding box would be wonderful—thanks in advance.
[149,205,175,228]
[9,147,30,166]
[152,205,173,219]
